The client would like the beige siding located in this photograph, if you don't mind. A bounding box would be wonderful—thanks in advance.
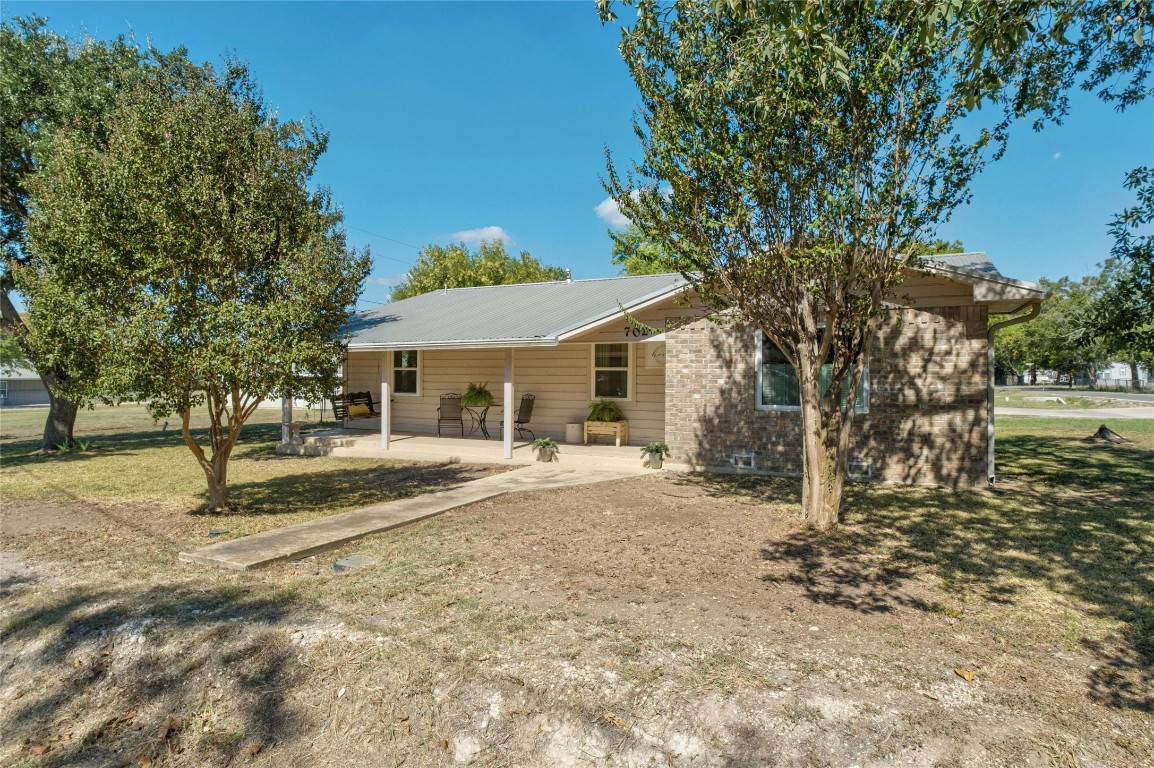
[344,344,666,445]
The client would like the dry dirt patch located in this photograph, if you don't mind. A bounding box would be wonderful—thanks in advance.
[2,463,1151,766]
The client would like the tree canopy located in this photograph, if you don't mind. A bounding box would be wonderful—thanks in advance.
[390,240,565,301]
[1092,166,1154,371]
[601,0,1148,527]
[18,59,369,511]
[1,16,150,447]
[603,0,1013,527]
[610,225,680,275]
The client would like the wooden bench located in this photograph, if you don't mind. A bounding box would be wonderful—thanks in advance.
[584,420,629,447]
[333,391,377,422]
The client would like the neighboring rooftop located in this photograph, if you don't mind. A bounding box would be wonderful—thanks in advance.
[0,366,42,381]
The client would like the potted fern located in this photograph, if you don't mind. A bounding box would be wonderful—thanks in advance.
[532,436,560,462]
[461,382,494,407]
[584,398,629,446]
[642,441,669,469]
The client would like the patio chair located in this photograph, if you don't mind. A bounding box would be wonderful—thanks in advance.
[499,393,536,440]
[437,393,464,437]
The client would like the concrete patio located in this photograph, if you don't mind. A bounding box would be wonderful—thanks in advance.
[276,428,653,470]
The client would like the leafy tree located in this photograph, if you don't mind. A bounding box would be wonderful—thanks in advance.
[18,61,370,512]
[1093,166,1154,386]
[1026,277,1111,385]
[390,240,564,301]
[599,0,1148,528]
[0,327,29,373]
[914,239,966,256]
[714,0,1153,115]
[1,17,146,448]
[610,225,680,275]
[601,1,1023,528]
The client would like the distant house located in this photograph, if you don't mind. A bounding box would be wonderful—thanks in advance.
[301,252,1048,487]
[0,366,50,407]
[1098,362,1150,389]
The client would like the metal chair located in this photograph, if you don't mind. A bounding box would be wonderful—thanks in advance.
[437,393,464,437]
[499,393,535,440]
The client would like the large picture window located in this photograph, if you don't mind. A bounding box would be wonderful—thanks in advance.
[592,343,631,400]
[393,350,420,396]
[756,333,868,412]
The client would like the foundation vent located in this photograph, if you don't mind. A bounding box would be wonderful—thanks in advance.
[848,460,873,480]
[732,452,756,471]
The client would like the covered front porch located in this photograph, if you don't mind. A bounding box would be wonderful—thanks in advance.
[275,427,655,471]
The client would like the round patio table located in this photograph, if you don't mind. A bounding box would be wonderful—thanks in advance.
[463,405,492,439]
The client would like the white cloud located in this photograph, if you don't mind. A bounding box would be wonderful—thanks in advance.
[1052,152,1062,160]
[594,196,631,229]
[452,226,510,245]
[368,273,407,288]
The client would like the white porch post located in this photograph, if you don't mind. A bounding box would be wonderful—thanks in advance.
[503,348,514,459]
[280,396,292,444]
[380,353,391,450]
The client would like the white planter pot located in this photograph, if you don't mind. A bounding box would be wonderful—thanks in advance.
[647,452,664,469]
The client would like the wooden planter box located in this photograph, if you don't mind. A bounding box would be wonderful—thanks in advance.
[584,420,629,447]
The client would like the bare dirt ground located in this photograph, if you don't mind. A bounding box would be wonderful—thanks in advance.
[3,455,1152,767]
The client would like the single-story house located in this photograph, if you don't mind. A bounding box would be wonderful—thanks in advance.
[0,366,50,407]
[311,253,1047,487]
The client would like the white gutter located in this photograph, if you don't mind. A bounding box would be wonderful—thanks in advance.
[986,302,1042,484]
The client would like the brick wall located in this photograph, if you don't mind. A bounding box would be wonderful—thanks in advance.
[665,306,989,487]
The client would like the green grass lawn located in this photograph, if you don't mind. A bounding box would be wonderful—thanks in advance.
[0,404,501,555]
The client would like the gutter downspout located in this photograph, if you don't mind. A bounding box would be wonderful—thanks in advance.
[987,302,1041,484]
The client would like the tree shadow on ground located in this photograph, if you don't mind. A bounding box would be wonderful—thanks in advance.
[1,423,284,467]
[220,462,494,517]
[1,578,306,766]
[690,434,1154,713]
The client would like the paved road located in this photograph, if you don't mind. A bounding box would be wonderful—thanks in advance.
[998,387,1154,404]
[997,406,1154,419]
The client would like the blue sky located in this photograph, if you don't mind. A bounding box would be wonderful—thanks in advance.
[8,2,1153,310]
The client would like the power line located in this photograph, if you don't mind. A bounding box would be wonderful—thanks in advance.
[345,224,423,264]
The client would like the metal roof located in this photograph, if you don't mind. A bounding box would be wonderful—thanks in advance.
[921,251,1050,310]
[344,273,690,349]
[924,251,1004,278]
[0,366,42,381]
[343,253,1046,350]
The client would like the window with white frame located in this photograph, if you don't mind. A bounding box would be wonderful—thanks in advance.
[0,380,7,401]
[392,350,420,395]
[592,343,631,400]
[756,333,868,412]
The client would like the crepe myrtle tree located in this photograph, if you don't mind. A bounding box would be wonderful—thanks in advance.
[18,61,370,512]
[599,0,1032,528]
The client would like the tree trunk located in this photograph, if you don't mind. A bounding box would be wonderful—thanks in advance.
[1130,361,1141,391]
[41,384,79,450]
[202,456,230,511]
[180,407,238,513]
[2,287,80,450]
[799,380,844,530]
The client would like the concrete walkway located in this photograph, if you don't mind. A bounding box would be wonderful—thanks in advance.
[998,406,1154,419]
[179,463,652,571]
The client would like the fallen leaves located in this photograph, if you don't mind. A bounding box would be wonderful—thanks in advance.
[158,716,183,740]
[954,667,976,682]
[28,744,50,755]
